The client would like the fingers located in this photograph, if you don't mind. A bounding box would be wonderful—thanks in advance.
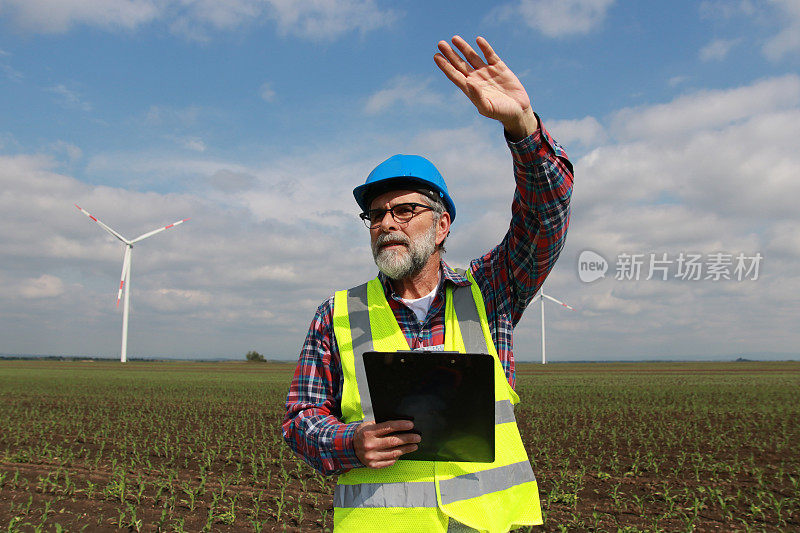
[368,443,420,469]
[475,36,501,65]
[434,52,468,91]
[371,419,414,436]
[434,36,501,89]
[386,431,421,448]
[436,39,471,76]
[451,35,487,70]
[364,441,419,468]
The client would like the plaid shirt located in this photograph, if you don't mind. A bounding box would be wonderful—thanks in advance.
[283,122,573,475]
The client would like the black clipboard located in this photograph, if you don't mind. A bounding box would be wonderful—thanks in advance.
[362,351,495,462]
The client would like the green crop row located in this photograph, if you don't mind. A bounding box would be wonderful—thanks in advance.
[0,360,798,532]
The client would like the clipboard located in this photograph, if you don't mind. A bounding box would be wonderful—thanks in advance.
[362,351,495,462]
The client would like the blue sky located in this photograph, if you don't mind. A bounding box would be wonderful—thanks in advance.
[1,0,799,361]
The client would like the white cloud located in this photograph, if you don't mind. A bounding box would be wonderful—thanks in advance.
[2,73,800,360]
[364,76,443,114]
[583,289,642,315]
[585,108,800,222]
[179,137,206,152]
[0,50,23,82]
[51,141,83,163]
[699,0,756,20]
[700,0,800,62]
[699,38,739,61]
[546,116,607,148]
[143,288,213,312]
[17,275,65,299]
[260,81,276,102]
[0,0,398,40]
[668,75,689,88]
[47,84,92,111]
[0,0,159,33]
[532,73,800,359]
[142,107,209,152]
[206,169,257,192]
[166,0,263,41]
[763,0,800,60]
[0,148,379,357]
[766,221,800,257]
[610,74,800,141]
[267,0,399,40]
[493,0,615,37]
[145,105,201,127]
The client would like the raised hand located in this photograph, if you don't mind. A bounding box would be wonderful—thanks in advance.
[434,35,538,141]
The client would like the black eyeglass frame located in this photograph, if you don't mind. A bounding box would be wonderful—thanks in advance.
[359,202,434,229]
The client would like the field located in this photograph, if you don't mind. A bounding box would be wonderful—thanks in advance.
[0,360,798,532]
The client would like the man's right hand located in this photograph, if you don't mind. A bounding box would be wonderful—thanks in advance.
[434,36,538,142]
[354,420,421,469]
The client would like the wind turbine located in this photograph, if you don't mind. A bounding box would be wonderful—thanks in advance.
[75,205,188,362]
[532,283,575,365]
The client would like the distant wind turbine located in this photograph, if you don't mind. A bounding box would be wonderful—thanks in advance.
[75,205,189,362]
[532,283,575,365]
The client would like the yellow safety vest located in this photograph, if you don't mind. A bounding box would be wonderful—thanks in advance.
[331,269,542,533]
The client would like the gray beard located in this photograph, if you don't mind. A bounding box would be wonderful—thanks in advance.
[372,222,437,280]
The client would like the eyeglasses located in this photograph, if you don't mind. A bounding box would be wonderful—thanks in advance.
[359,202,434,229]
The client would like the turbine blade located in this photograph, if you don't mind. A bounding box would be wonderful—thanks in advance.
[131,218,189,243]
[543,294,575,311]
[117,246,131,307]
[74,204,129,244]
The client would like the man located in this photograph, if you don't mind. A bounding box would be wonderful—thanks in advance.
[283,36,573,532]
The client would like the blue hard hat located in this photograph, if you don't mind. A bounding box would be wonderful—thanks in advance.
[353,154,456,222]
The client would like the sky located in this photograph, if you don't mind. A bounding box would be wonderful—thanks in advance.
[1,0,798,362]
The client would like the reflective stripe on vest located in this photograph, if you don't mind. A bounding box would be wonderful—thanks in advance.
[495,399,515,425]
[332,270,542,532]
[345,283,374,421]
[334,481,438,508]
[334,457,534,509]
[439,459,535,506]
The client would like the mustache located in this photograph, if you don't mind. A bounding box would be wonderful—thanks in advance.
[375,233,410,248]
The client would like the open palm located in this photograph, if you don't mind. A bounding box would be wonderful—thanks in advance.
[434,36,532,128]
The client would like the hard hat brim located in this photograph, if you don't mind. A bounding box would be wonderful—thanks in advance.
[353,176,456,222]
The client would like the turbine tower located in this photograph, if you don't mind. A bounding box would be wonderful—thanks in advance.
[75,205,188,362]
[533,283,575,365]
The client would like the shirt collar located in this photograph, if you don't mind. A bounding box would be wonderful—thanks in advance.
[441,261,471,286]
[378,260,472,298]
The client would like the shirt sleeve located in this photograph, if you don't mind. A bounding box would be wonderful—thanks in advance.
[470,118,574,379]
[282,297,363,475]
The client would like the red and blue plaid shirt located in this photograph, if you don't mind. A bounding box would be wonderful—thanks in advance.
[283,122,573,475]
